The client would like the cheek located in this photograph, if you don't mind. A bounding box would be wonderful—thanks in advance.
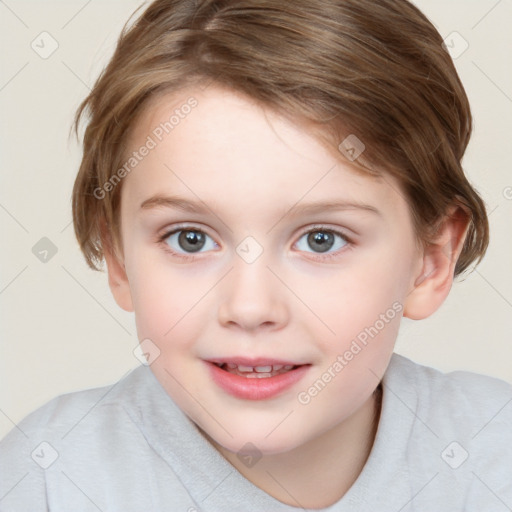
[299,251,405,394]
[296,267,401,422]
[307,259,404,337]
[127,256,207,350]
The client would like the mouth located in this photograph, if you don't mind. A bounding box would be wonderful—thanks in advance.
[205,358,311,400]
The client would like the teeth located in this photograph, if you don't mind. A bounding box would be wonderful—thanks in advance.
[232,364,294,372]
[216,362,298,375]
[237,365,255,372]
[254,365,272,373]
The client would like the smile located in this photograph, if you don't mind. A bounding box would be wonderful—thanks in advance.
[205,360,311,400]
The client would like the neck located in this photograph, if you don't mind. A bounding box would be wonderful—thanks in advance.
[203,384,382,509]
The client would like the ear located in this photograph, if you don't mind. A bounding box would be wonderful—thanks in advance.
[403,205,470,320]
[101,223,134,313]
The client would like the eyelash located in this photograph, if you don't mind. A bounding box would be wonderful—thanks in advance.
[157,223,353,262]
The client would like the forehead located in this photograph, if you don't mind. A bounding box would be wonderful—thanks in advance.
[121,85,408,224]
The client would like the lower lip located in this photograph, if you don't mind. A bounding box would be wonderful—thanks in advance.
[205,362,311,400]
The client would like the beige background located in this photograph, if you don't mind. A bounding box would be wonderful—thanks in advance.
[1,0,511,439]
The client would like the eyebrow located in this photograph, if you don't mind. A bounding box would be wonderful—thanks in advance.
[139,194,381,217]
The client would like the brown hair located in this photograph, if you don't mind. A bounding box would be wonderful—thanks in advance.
[72,0,489,277]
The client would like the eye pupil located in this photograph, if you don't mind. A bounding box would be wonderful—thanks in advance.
[179,230,205,252]
[308,231,334,253]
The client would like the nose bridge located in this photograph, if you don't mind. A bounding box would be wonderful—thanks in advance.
[217,246,288,330]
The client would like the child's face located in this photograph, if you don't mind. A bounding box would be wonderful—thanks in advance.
[113,84,424,454]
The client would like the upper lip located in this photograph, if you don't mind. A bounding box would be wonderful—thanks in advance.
[206,357,308,367]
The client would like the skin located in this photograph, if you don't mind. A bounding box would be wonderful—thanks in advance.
[104,84,469,508]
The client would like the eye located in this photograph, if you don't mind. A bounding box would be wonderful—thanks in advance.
[294,226,349,258]
[158,224,351,261]
[161,227,218,258]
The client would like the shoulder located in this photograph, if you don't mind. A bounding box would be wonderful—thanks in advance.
[384,352,512,444]
[377,353,512,507]
[387,352,512,412]
[0,365,200,509]
[0,366,151,507]
[1,365,149,445]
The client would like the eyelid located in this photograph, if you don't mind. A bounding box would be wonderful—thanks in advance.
[296,223,353,240]
[158,222,216,241]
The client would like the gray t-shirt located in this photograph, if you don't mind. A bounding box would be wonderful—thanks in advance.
[1,353,511,511]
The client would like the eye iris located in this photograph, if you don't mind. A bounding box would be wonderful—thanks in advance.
[308,231,334,253]
[178,230,205,253]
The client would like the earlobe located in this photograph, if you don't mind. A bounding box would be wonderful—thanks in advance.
[403,206,470,320]
[102,229,134,313]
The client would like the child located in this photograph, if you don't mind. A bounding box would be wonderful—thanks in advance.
[1,0,511,510]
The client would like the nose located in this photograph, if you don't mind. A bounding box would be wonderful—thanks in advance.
[217,256,289,332]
